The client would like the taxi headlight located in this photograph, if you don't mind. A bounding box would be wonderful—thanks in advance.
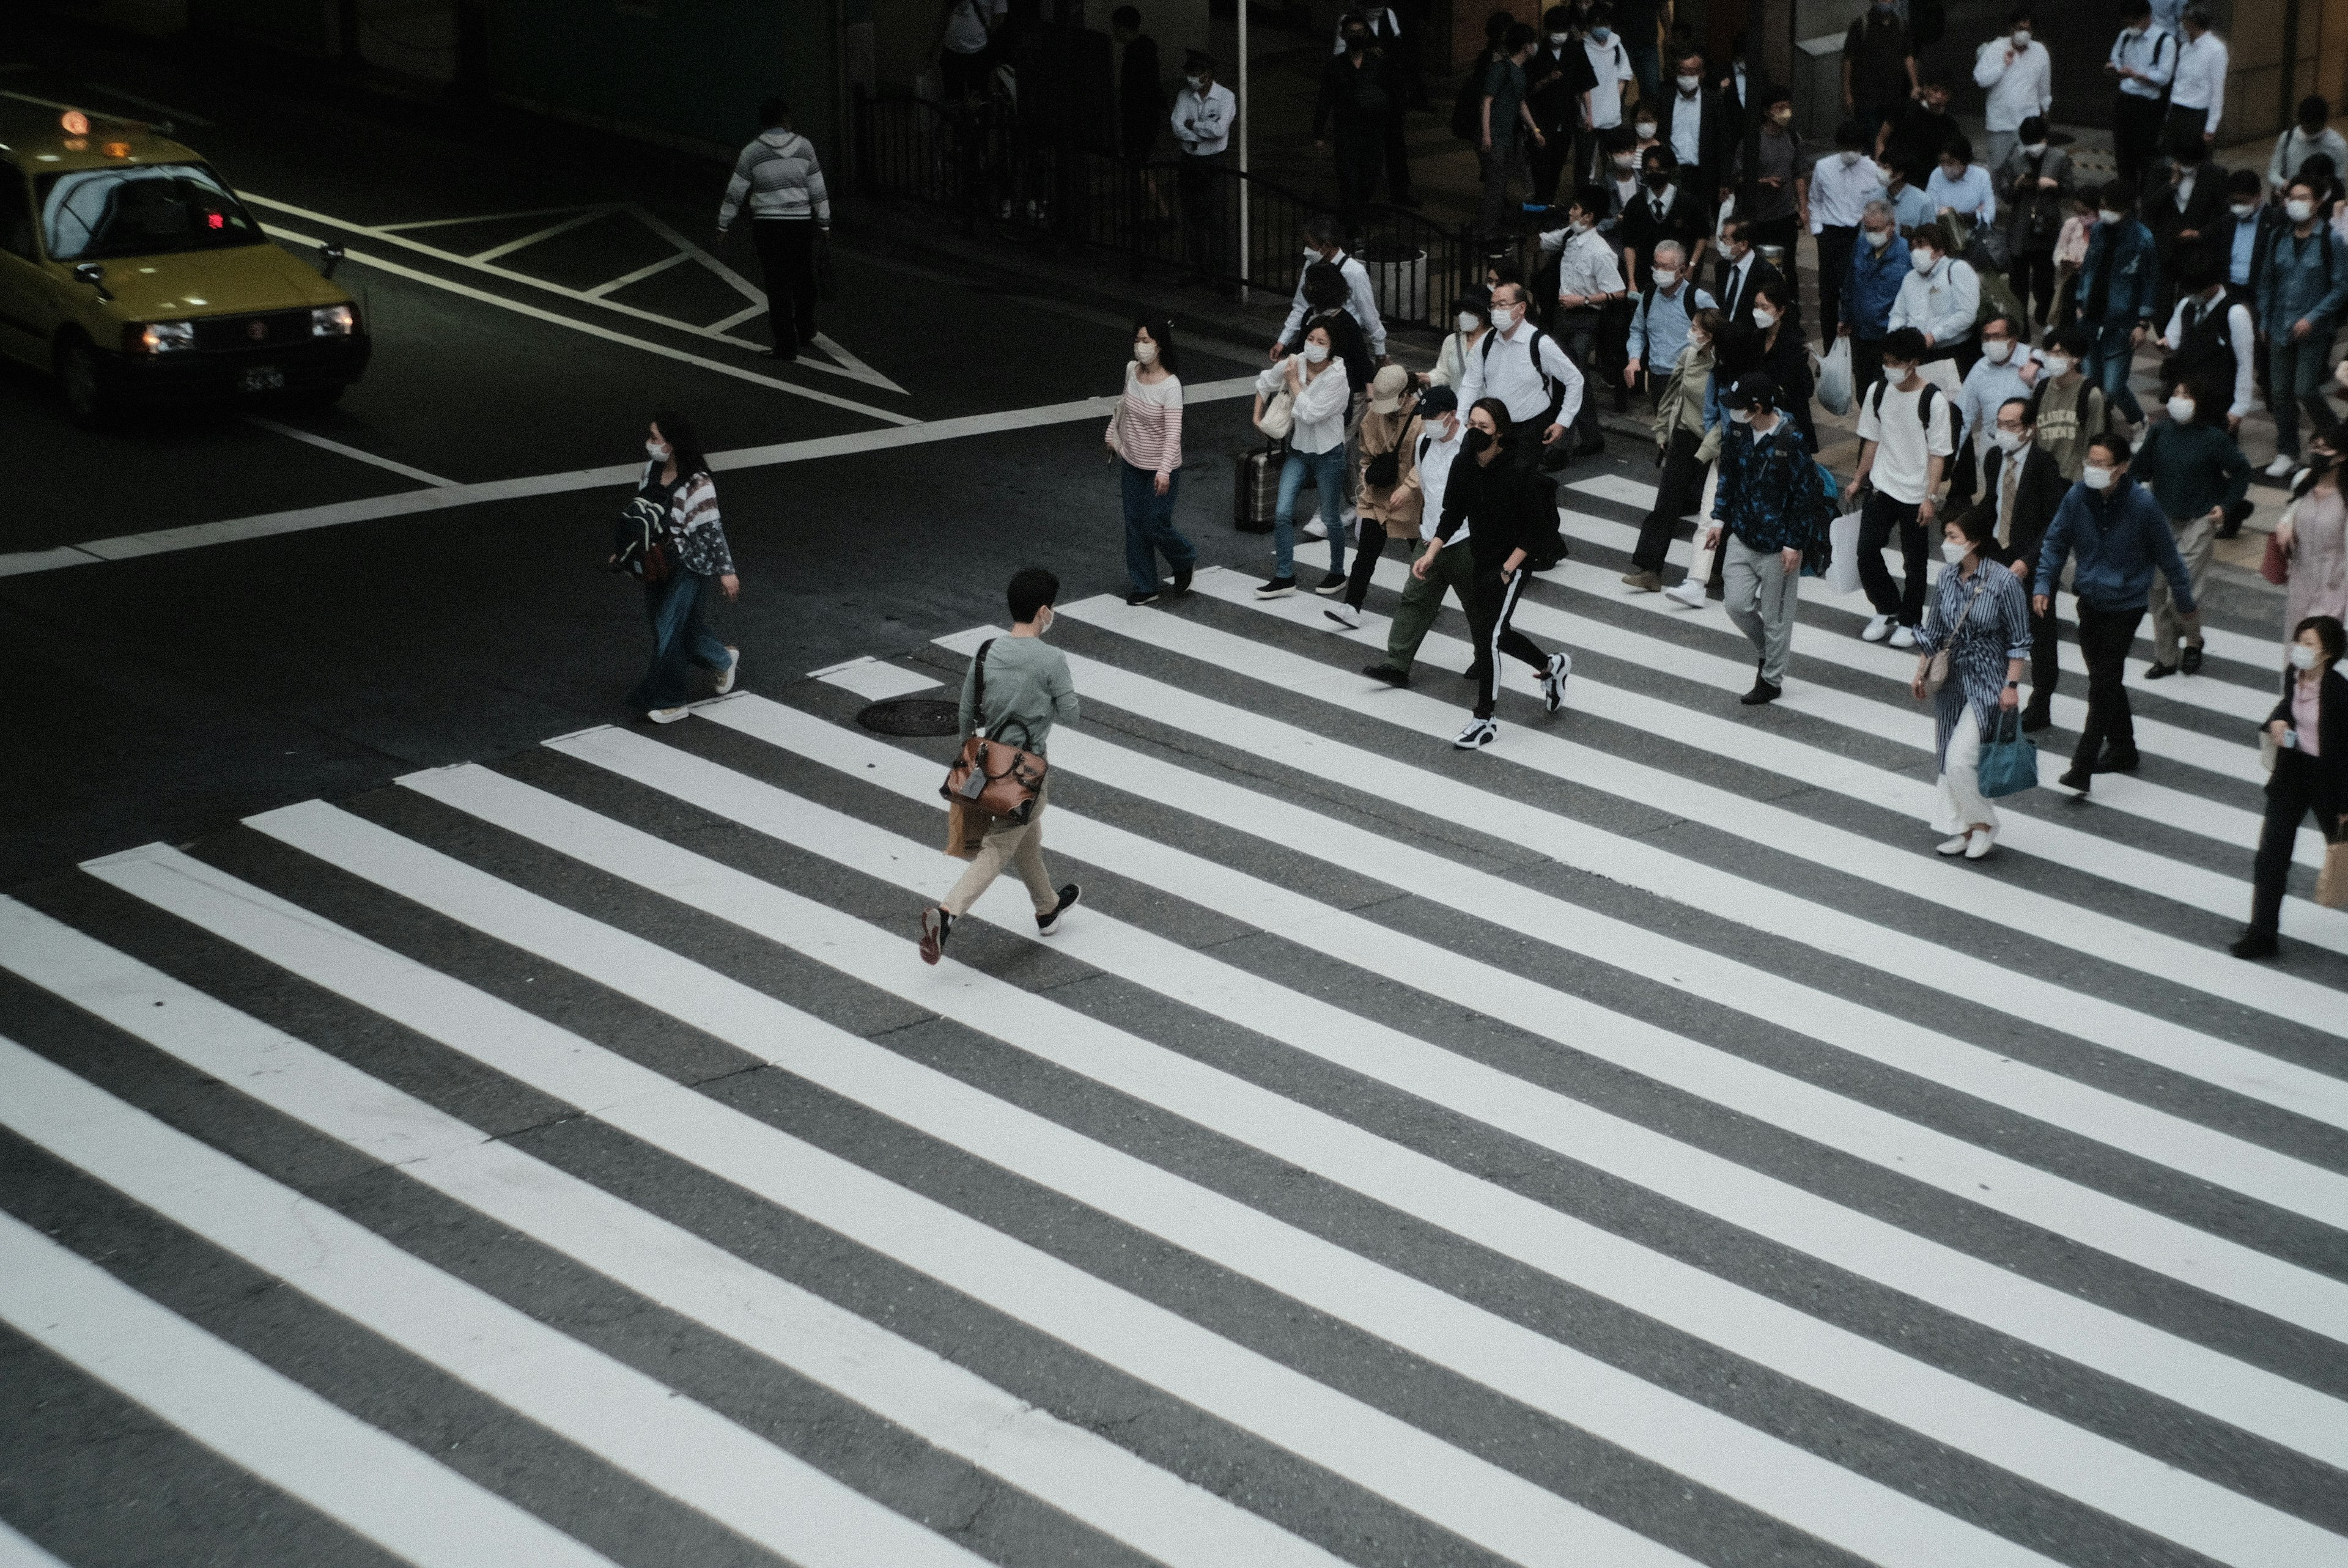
[127,320,195,354]
[311,304,356,337]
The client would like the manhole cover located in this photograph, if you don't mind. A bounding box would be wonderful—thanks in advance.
[856,698,961,737]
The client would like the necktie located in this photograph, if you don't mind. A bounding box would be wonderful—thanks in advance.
[1998,452,2020,547]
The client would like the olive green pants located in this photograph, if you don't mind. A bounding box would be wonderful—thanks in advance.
[1383,540,1478,674]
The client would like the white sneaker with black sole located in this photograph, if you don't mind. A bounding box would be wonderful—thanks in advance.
[1324,602,1362,630]
[1862,614,1893,642]
[1302,518,1328,539]
[1452,716,1497,750]
[1889,624,1918,650]
[2265,453,2300,478]
[1254,575,1298,598]
[1661,580,1707,608]
[1541,650,1571,713]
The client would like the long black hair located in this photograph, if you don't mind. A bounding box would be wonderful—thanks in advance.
[650,411,710,479]
[1134,314,1182,379]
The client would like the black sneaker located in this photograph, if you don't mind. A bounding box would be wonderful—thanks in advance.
[2180,643,2204,675]
[2020,700,2052,733]
[2143,660,2177,679]
[1740,676,1782,705]
[1036,883,1082,934]
[1171,567,1194,596]
[1126,589,1161,606]
[2091,749,2141,775]
[2056,767,2092,793]
[2230,929,2281,960]
[1362,661,1411,686]
[918,906,953,965]
[1255,575,1298,598]
[1313,570,1348,595]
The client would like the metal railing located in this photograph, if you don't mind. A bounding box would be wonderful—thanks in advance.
[852,87,1490,331]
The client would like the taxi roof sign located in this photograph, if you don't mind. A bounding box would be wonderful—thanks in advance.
[60,109,89,136]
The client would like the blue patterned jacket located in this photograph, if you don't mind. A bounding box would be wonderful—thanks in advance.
[1711,419,1821,553]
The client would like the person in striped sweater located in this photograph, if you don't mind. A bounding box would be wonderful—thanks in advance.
[627,413,740,725]
[716,98,832,363]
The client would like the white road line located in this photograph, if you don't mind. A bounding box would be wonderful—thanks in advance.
[0,379,1253,578]
[81,83,212,127]
[375,205,610,233]
[127,828,1700,1568]
[1080,584,2348,1037]
[467,207,618,262]
[0,1517,70,1568]
[1554,505,2269,784]
[811,333,905,394]
[0,1196,616,1568]
[256,218,919,426]
[628,204,765,303]
[262,778,2076,1568]
[580,249,692,298]
[807,655,943,699]
[4,891,1350,1568]
[708,303,766,333]
[701,694,2348,1470]
[243,416,459,487]
[1045,597,2348,1128]
[0,1027,980,1568]
[1288,544,2346,935]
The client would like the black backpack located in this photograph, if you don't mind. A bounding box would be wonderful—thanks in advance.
[1479,325,1572,425]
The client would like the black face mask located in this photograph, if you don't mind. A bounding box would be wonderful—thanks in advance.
[1462,427,1496,455]
[1645,171,1671,190]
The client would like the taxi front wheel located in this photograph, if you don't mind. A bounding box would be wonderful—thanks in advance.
[56,336,112,429]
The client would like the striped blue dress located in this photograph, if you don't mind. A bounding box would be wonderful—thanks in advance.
[1913,558,2032,768]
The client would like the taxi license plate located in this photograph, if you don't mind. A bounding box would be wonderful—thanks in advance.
[241,366,284,393]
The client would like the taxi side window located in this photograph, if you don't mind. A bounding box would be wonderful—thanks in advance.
[0,173,34,260]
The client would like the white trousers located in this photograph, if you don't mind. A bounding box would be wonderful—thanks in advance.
[1933,717,1999,837]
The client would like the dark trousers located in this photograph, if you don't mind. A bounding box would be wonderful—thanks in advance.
[2025,593,2059,705]
[1343,517,1394,608]
[750,219,819,358]
[1529,126,1575,210]
[630,570,728,711]
[1853,336,1887,403]
[2072,602,2146,773]
[1120,462,1196,594]
[1856,488,1927,625]
[2010,249,2057,332]
[2112,94,2166,186]
[1178,152,1233,276]
[1633,426,1708,575]
[1816,226,1858,343]
[2250,751,2341,937]
[1333,126,1386,224]
[1554,309,1607,446]
[1384,101,1413,202]
[1467,556,1549,718]
[2162,104,2212,153]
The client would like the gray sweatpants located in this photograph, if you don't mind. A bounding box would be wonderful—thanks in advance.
[1724,534,1800,685]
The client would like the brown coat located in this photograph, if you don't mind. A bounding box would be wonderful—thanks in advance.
[1356,398,1426,537]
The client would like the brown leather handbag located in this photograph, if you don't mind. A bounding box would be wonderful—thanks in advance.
[940,639,1047,825]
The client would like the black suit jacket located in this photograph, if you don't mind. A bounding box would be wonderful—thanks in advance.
[1616,185,1708,287]
[2269,665,2348,815]
[1714,252,1781,326]
[2144,164,2229,268]
[1653,87,1729,210]
[1974,442,2068,581]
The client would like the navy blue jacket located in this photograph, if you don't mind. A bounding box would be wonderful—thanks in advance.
[2075,217,2159,326]
[2035,474,2197,614]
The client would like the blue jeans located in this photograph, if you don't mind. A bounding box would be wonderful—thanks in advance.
[2088,323,2143,422]
[1274,445,1348,580]
[630,569,730,710]
[1120,462,1196,593]
[2269,330,2340,458]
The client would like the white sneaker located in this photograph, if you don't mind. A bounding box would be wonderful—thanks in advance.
[1324,603,1362,630]
[1302,518,1329,539]
[1542,650,1571,714]
[1965,828,1995,859]
[714,646,740,695]
[647,706,690,724]
[2265,453,2299,478]
[1452,716,1498,749]
[1888,624,1918,650]
[1936,834,1971,856]
[1862,614,1893,642]
[1662,580,1707,608]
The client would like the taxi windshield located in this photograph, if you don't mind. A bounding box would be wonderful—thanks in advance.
[38,163,263,262]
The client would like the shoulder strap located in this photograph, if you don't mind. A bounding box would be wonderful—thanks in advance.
[1916,383,1939,431]
[972,638,995,737]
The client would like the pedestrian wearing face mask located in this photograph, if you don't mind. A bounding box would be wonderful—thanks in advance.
[1842,199,1910,401]
[1596,128,1644,224]
[1625,240,1717,403]
[1537,186,1626,458]
[1883,160,1938,233]
[1969,395,2068,728]
[1328,6,1418,205]
[2147,130,2226,322]
[2025,324,2113,480]
[2217,169,2279,301]
[1995,116,2071,333]
[1315,13,1404,232]
[1327,366,1425,629]
[1655,48,1727,230]
[2232,615,2348,960]
[1527,7,1598,215]
[1887,219,1981,379]
[2105,0,2175,189]
[1626,305,1724,590]
[2034,431,2201,792]
[1853,327,1956,646]
[1362,386,1470,686]
[1707,374,1825,705]
[1878,73,1957,184]
[2269,97,2348,192]
[1460,280,1586,461]
[1712,216,1783,328]
[1619,149,1710,290]
[1809,120,1886,345]
[1727,87,1812,323]
[1925,136,1996,232]
[1910,508,2032,858]
[1737,279,1816,452]
[2278,447,2348,642]
[1274,215,1387,363]
[2072,181,2158,425]
[1254,322,1352,598]
[2132,370,2248,677]
[1106,316,1196,606]
[2161,248,2254,432]
[1631,106,1661,166]
[2165,7,2228,155]
[2256,176,2348,476]
[621,413,740,724]
[1479,24,1548,237]
[1842,0,1919,147]
[1579,7,1636,182]
[1430,289,1493,389]
[1972,8,2052,172]
[1951,314,2034,507]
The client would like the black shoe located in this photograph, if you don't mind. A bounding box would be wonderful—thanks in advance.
[2180,643,2204,675]
[2091,749,2141,775]
[1036,883,1082,933]
[2214,520,2242,540]
[1254,575,1298,598]
[1704,579,1724,602]
[1126,589,1161,606]
[1361,661,1411,686]
[2230,929,2281,960]
[1740,677,1782,705]
[2143,660,2177,679]
[1171,567,1194,596]
[2020,704,2052,732]
[1313,570,1348,595]
[918,906,953,965]
[2057,767,2092,793]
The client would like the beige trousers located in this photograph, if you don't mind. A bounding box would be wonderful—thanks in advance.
[942,782,1056,918]
[2149,512,2213,665]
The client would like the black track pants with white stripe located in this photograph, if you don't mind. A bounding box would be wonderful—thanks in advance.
[1466,556,1550,720]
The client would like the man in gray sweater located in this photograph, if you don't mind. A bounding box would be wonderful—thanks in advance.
[922,567,1082,963]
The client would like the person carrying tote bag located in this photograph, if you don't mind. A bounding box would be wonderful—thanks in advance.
[1910,508,2032,860]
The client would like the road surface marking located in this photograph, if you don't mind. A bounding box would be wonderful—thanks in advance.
[243,415,458,487]
[580,248,692,298]
[375,203,610,232]
[467,205,619,262]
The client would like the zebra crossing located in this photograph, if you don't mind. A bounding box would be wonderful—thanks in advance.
[2,473,2344,1568]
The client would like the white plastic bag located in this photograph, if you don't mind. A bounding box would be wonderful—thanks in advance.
[1825,509,1864,597]
[1816,336,1854,416]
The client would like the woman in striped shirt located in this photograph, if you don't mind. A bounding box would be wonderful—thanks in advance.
[628,413,740,724]
[1106,316,1197,606]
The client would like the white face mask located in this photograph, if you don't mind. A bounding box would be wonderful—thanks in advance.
[1676,73,1701,91]
[2021,142,2047,156]
[1943,540,1971,564]
[2166,394,2195,422]
[1993,426,2026,452]
[1457,310,1483,333]
[1612,154,1637,171]
[2288,198,2316,222]
[1035,605,1055,637]
[1185,75,1206,92]
[1911,249,1938,273]
[1838,149,1863,167]
[1636,120,1658,139]
[1302,341,1331,363]
[1882,363,1914,381]
[1752,306,1777,329]
[1652,267,1678,287]
[1134,342,1158,365]
[1549,31,1569,45]
[2043,353,2072,378]
[2292,642,2325,669]
[2082,463,2114,490]
[646,438,668,460]
[1570,217,1593,235]
[1983,338,2014,363]
[1864,227,1891,248]
[1489,307,1516,332]
[1729,407,1752,424]
[2012,28,2031,46]
[2232,202,2259,219]
[2097,208,2125,224]
[1682,336,1709,361]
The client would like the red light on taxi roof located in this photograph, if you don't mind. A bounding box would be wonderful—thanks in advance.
[103,141,131,159]
[207,212,225,229]
[59,110,89,136]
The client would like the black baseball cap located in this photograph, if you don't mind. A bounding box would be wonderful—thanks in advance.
[1724,372,1777,410]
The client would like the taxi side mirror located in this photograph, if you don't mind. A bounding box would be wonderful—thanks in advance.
[318,241,345,279]
[72,262,113,301]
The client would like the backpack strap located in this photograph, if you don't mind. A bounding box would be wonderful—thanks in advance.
[971,638,996,740]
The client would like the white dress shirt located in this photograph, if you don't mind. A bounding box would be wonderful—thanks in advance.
[2170,31,2228,131]
[1458,317,1586,427]
[2109,24,2174,98]
[1279,249,1387,357]
[1809,152,1888,231]
[1254,359,1351,453]
[1538,226,1628,300]
[2162,290,2256,418]
[1669,86,1705,170]
[1971,37,2053,132]
[1170,82,1237,155]
[1888,255,1981,344]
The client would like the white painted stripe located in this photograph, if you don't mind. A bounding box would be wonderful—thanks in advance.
[266,776,2070,1568]
[377,204,608,232]
[82,83,212,126]
[129,828,1699,1568]
[3,892,1347,1568]
[806,655,943,700]
[1566,474,2283,675]
[243,416,459,488]
[0,1191,615,1568]
[628,203,764,304]
[1068,586,2348,1047]
[1288,544,2348,940]
[0,1517,70,1568]
[0,979,986,1568]
[581,249,692,298]
[708,303,766,333]
[2,380,1253,577]
[810,333,909,397]
[556,713,2348,1564]
[467,207,617,262]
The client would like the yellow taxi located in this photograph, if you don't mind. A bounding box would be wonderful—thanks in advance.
[0,101,369,423]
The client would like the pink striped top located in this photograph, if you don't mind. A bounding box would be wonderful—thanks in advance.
[1107,363,1184,477]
